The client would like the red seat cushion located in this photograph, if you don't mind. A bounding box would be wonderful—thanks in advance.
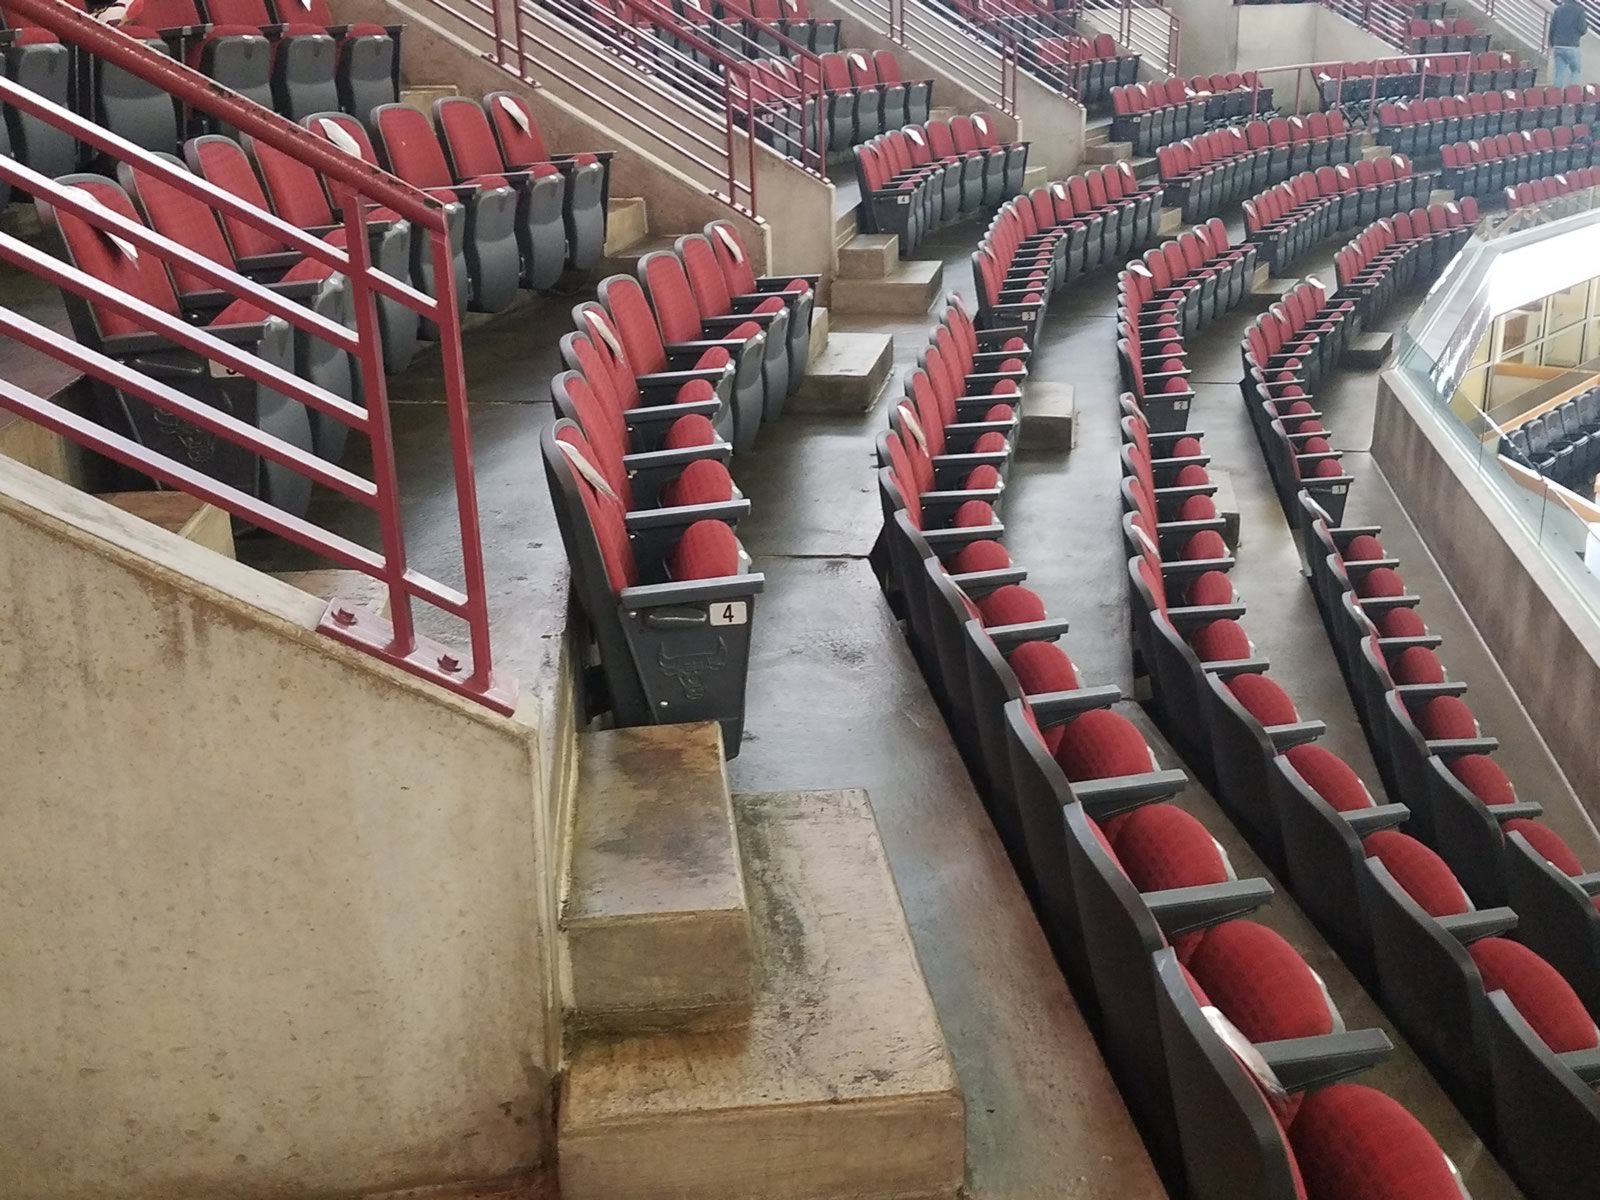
[1184,570,1234,606]
[669,520,741,580]
[1284,744,1373,812]
[1181,530,1228,560]
[1289,1084,1464,1200]
[1414,695,1479,739]
[1106,802,1231,891]
[1175,463,1210,486]
[1449,754,1516,806]
[952,500,996,527]
[1355,566,1406,598]
[1189,619,1251,662]
[1469,937,1600,1052]
[1378,606,1427,637]
[662,413,720,451]
[1503,818,1585,875]
[949,540,1010,573]
[1343,533,1386,560]
[1178,494,1218,520]
[1007,639,1080,694]
[977,585,1047,627]
[659,459,736,508]
[1185,920,1339,1044]
[1392,646,1445,684]
[1227,672,1299,725]
[1363,829,1468,917]
[1054,709,1157,781]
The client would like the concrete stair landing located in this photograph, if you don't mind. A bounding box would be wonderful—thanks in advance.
[559,786,964,1200]
[832,256,943,316]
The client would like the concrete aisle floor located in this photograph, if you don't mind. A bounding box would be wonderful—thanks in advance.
[726,218,1541,1199]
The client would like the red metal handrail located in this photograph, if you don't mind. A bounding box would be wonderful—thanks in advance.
[1072,0,1179,77]
[1240,52,1441,116]
[877,0,1022,113]
[0,0,515,714]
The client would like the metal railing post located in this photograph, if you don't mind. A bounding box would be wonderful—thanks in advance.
[335,189,417,659]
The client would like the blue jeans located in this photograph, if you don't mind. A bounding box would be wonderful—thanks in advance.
[1553,44,1583,88]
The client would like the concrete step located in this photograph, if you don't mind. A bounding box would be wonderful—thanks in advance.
[559,787,965,1200]
[1085,122,1112,147]
[563,722,752,1033]
[1023,162,1052,190]
[1017,381,1076,450]
[1085,138,1132,164]
[838,232,900,280]
[1130,155,1160,182]
[928,105,958,124]
[1346,328,1395,368]
[100,491,234,559]
[795,330,894,414]
[603,196,650,257]
[1157,206,1184,238]
[831,259,943,316]
[834,205,860,251]
[1246,270,1299,312]
[398,84,458,114]
[274,569,392,618]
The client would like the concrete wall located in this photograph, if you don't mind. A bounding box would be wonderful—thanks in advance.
[1178,0,1397,108]
[0,459,558,1200]
[1374,370,1600,824]
[1173,0,1238,78]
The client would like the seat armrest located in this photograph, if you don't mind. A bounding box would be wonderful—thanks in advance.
[984,618,1070,648]
[1146,878,1275,937]
[624,498,749,530]
[1029,685,1124,725]
[1436,906,1518,943]
[620,573,766,609]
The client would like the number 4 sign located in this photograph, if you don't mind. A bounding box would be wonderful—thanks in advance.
[709,602,749,626]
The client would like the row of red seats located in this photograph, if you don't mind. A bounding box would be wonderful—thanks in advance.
[1113,220,1256,441]
[1332,201,1474,320]
[811,49,934,150]
[851,113,1028,252]
[874,292,1465,1200]
[1236,218,1600,1200]
[1439,129,1597,198]
[1032,33,1136,103]
[1110,79,1224,156]
[1315,51,1531,111]
[1506,166,1600,209]
[970,162,1159,338]
[1157,114,1364,223]
[1405,15,1489,53]
[539,220,819,753]
[1242,156,1432,271]
[1376,87,1600,158]
[119,0,397,122]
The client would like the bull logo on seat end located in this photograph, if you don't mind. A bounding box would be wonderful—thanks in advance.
[658,638,729,701]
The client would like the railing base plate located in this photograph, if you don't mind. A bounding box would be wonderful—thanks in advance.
[318,598,521,716]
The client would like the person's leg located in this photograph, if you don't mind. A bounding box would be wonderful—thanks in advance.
[1554,45,1582,88]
